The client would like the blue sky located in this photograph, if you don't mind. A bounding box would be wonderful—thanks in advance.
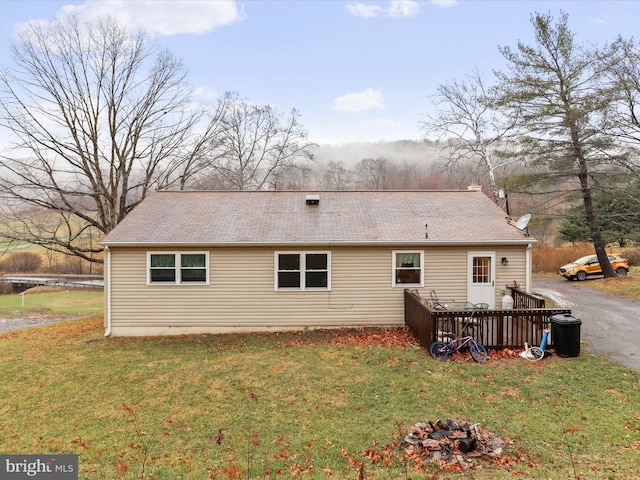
[1,0,639,145]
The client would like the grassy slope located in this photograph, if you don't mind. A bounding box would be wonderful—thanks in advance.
[1,315,639,479]
[1,277,639,479]
[0,287,103,318]
[582,270,640,299]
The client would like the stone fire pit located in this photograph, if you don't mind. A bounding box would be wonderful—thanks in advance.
[398,419,513,471]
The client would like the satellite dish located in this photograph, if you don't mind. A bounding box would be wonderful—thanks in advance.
[514,214,531,235]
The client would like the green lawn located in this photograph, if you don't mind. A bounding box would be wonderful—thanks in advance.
[0,287,103,317]
[0,305,638,479]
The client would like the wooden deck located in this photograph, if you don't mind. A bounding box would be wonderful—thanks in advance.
[404,289,571,350]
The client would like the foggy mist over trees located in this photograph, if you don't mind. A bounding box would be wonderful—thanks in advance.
[1,11,640,269]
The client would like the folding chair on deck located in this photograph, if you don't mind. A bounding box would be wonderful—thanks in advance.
[429,290,456,310]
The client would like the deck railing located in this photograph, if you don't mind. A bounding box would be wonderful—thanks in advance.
[404,289,570,350]
[508,285,545,309]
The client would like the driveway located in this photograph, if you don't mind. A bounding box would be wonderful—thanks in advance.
[0,312,77,334]
[533,276,640,372]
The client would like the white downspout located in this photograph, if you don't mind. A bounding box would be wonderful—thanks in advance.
[526,243,532,293]
[104,245,112,336]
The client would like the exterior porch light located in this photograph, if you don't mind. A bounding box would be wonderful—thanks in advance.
[501,257,509,266]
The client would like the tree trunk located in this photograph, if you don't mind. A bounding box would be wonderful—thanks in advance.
[577,158,616,277]
[568,106,616,277]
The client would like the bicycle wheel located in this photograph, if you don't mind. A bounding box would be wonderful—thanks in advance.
[525,346,545,362]
[469,342,488,363]
[429,341,449,359]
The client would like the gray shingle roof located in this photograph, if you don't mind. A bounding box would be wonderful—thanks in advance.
[101,190,534,246]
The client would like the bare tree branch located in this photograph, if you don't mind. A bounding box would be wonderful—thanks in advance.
[204,92,316,191]
[421,68,519,203]
[0,15,225,262]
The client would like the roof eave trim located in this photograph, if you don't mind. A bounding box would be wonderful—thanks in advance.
[101,239,537,247]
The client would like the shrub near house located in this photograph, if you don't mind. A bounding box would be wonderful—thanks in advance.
[0,252,42,273]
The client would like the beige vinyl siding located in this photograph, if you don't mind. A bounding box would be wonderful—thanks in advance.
[109,246,404,335]
[416,245,529,307]
[495,245,529,297]
[107,244,530,336]
[422,247,468,301]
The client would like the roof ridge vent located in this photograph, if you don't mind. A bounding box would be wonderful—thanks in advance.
[305,194,320,205]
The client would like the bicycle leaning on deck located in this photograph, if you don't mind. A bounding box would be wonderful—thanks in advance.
[429,311,488,363]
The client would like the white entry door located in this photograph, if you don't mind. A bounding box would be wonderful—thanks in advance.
[467,252,496,308]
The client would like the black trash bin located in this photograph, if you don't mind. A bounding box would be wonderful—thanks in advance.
[551,313,581,357]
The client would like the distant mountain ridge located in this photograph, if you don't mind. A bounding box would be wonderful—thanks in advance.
[314,139,444,167]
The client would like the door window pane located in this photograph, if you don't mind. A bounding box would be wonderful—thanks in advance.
[473,257,491,283]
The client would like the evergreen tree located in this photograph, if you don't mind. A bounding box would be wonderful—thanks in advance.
[496,11,621,277]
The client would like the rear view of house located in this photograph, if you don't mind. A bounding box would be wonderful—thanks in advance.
[101,190,535,336]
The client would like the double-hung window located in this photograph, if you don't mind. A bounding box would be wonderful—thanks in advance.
[393,250,424,287]
[148,252,209,285]
[275,252,330,290]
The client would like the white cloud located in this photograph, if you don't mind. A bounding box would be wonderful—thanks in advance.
[430,0,457,8]
[346,3,384,19]
[388,0,421,18]
[346,1,420,19]
[332,88,385,112]
[58,0,245,36]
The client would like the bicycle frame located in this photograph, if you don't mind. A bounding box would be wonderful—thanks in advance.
[430,332,488,363]
[437,309,483,342]
[439,335,476,355]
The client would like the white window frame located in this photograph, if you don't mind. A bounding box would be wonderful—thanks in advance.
[147,251,210,285]
[392,250,424,287]
[274,251,331,291]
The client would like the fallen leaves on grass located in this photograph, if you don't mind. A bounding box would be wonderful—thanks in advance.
[247,328,553,368]
[328,328,417,347]
[361,420,518,474]
[274,327,418,348]
[436,347,549,364]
